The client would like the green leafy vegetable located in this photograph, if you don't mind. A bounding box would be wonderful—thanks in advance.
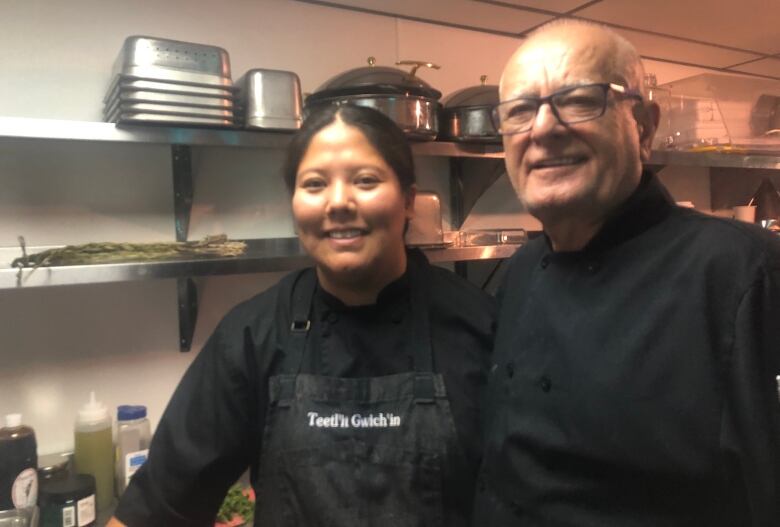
[216,484,255,524]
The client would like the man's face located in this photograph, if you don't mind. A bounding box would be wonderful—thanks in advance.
[500,32,653,224]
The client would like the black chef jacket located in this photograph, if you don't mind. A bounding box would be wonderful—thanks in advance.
[475,172,780,526]
[115,249,495,526]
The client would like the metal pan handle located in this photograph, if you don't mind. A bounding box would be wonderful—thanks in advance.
[395,60,441,77]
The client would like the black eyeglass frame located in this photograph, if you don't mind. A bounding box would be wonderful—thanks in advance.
[491,82,644,135]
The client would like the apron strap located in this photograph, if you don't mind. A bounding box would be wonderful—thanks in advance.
[407,250,436,403]
[282,268,317,375]
[281,252,436,401]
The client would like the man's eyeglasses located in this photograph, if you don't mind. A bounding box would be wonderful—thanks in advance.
[491,83,644,135]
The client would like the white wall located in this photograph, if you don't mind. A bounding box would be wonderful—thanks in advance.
[0,0,714,454]
[0,0,517,455]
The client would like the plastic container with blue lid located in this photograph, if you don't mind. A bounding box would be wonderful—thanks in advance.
[115,405,151,497]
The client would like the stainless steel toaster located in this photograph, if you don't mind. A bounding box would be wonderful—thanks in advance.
[235,69,303,130]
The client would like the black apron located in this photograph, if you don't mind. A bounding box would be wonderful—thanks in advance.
[254,263,471,527]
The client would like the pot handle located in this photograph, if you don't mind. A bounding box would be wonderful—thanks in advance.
[395,60,441,77]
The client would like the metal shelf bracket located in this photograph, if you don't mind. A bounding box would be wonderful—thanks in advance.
[177,277,198,352]
[172,145,193,242]
[449,156,507,279]
[172,145,197,351]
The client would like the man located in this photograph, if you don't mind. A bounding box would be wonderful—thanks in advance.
[474,19,780,526]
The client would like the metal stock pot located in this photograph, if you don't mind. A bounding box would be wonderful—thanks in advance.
[440,75,500,143]
[304,57,442,140]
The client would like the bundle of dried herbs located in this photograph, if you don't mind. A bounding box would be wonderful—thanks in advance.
[12,235,246,268]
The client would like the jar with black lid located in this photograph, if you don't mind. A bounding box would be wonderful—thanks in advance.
[39,473,96,527]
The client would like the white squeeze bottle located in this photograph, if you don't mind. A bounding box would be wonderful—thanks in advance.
[115,405,151,496]
[74,391,114,511]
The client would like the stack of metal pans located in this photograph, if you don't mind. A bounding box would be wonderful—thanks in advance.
[103,36,238,127]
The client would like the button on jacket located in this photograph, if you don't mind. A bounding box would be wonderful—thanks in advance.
[115,249,496,526]
[475,173,780,526]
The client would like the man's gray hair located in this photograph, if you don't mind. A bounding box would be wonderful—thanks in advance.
[519,18,648,98]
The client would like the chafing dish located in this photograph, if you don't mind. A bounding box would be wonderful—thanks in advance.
[305,57,441,140]
[440,75,500,143]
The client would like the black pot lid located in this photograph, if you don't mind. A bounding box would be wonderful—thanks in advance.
[307,57,442,103]
[442,75,499,109]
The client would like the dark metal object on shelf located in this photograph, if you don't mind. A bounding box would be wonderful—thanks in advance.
[172,146,193,243]
[177,278,198,352]
[751,178,780,222]
[173,144,195,351]
[749,94,780,136]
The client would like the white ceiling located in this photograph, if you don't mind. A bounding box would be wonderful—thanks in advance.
[296,0,780,80]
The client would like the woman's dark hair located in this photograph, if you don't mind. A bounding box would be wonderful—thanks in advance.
[283,104,415,194]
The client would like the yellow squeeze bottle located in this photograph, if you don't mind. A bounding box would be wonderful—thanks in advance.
[74,391,114,511]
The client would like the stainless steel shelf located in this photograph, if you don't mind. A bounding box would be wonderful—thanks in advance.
[411,141,505,158]
[0,238,309,289]
[423,243,520,263]
[413,140,780,168]
[648,149,780,169]
[0,238,522,290]
[0,116,294,148]
[4,117,780,168]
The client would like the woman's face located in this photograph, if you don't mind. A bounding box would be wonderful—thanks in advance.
[292,120,414,292]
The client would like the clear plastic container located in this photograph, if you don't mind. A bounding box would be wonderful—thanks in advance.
[657,73,780,152]
[114,405,151,496]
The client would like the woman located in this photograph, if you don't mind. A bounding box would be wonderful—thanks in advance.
[110,105,495,526]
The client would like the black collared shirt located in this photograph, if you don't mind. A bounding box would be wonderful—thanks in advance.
[476,173,780,526]
[116,250,495,526]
